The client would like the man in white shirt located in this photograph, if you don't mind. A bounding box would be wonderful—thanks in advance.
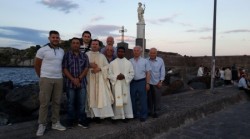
[34,30,66,136]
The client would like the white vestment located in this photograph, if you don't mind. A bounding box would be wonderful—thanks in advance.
[86,51,114,118]
[108,58,134,119]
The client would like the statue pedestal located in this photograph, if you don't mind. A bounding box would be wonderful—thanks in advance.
[136,22,146,56]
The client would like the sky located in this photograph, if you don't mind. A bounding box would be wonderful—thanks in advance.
[0,0,249,56]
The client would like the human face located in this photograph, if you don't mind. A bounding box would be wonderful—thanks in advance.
[91,40,100,52]
[49,33,60,47]
[149,49,157,60]
[133,47,141,58]
[106,37,114,46]
[117,49,125,59]
[82,33,91,44]
[71,39,81,52]
[106,46,114,57]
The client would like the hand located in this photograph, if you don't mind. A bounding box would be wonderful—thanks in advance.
[146,84,150,91]
[117,73,125,80]
[91,68,101,74]
[90,63,98,68]
[72,78,81,87]
[156,81,163,89]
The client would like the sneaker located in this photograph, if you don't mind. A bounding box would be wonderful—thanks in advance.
[52,121,66,131]
[36,124,46,136]
[78,121,89,129]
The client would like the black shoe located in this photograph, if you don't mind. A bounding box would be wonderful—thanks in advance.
[122,119,129,123]
[153,113,158,118]
[78,121,89,129]
[140,118,146,122]
[66,120,74,128]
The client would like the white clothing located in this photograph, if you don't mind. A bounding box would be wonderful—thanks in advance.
[197,67,204,77]
[219,70,225,79]
[108,58,134,119]
[86,51,114,118]
[35,45,64,78]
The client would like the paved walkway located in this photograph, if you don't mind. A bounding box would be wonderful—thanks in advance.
[154,101,250,139]
[0,85,247,139]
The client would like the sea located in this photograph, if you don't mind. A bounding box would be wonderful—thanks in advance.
[0,67,39,86]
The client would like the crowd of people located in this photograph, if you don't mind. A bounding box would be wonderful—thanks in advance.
[34,30,166,136]
[197,64,250,93]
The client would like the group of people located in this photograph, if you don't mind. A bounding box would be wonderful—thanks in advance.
[197,64,250,94]
[34,30,166,136]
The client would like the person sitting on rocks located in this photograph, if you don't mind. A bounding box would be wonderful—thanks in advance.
[238,73,250,93]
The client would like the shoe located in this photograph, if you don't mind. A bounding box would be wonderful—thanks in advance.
[153,113,158,118]
[66,120,74,128]
[36,124,46,136]
[122,119,129,123]
[140,118,146,122]
[78,121,89,129]
[52,121,66,131]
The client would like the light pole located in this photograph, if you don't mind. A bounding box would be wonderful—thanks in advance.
[210,0,217,93]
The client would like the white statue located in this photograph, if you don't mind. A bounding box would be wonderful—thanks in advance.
[137,2,145,23]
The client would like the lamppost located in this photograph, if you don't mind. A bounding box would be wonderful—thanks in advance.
[210,0,217,93]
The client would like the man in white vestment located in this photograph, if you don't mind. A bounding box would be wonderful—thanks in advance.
[86,39,114,119]
[108,46,134,120]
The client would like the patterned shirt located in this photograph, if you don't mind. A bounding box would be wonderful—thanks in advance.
[62,51,89,88]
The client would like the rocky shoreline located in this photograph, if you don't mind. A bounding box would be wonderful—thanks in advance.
[0,73,224,126]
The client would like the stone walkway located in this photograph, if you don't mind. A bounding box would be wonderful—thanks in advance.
[0,85,247,139]
[154,101,250,139]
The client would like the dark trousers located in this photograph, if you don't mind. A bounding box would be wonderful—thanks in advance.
[130,79,148,119]
[148,85,162,115]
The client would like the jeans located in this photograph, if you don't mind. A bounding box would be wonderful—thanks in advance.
[130,79,148,119]
[66,87,87,122]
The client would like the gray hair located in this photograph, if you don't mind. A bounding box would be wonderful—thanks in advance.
[133,46,142,52]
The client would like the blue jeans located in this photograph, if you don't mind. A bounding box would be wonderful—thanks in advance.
[66,87,87,122]
[130,79,148,119]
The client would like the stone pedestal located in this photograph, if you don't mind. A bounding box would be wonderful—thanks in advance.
[136,22,146,57]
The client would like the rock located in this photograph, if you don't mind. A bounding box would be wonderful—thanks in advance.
[188,76,211,89]
[0,81,14,90]
[5,84,39,114]
[0,112,9,126]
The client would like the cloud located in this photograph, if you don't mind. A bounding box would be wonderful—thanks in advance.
[85,25,121,36]
[186,27,212,33]
[90,16,104,22]
[200,36,212,40]
[39,0,79,14]
[222,29,250,34]
[99,0,105,3]
[0,26,48,48]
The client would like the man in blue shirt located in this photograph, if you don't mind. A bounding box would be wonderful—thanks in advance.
[130,46,151,122]
[62,37,89,128]
[238,73,250,93]
[147,48,165,118]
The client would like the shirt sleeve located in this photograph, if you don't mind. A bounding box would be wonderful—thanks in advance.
[35,47,44,59]
[145,59,151,72]
[160,58,166,81]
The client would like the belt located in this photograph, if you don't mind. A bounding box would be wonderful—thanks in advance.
[132,78,146,82]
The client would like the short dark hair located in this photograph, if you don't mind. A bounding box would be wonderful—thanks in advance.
[70,37,81,43]
[117,46,125,52]
[82,31,91,37]
[49,30,59,36]
[91,39,100,46]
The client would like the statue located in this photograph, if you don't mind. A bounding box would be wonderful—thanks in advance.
[137,2,145,23]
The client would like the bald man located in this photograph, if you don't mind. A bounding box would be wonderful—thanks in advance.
[147,48,165,118]
[101,36,117,57]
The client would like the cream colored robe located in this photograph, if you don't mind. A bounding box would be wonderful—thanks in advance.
[86,51,114,118]
[108,58,134,119]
